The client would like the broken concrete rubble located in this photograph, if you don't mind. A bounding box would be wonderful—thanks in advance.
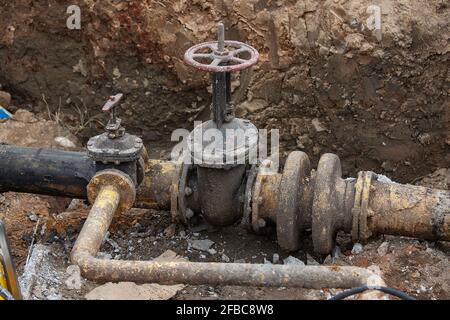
[377,242,390,256]
[85,282,184,301]
[352,243,364,255]
[190,239,215,253]
[19,244,50,300]
[54,137,77,149]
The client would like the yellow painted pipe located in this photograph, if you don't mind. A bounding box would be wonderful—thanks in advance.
[0,262,7,299]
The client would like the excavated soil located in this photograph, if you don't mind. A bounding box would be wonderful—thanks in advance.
[0,0,449,300]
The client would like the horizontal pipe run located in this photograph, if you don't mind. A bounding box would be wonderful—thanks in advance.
[71,184,386,290]
[0,145,173,209]
[0,145,95,198]
[73,256,385,289]
[3,145,448,255]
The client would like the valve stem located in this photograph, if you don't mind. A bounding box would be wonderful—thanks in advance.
[102,93,125,139]
[217,22,225,53]
[212,23,231,128]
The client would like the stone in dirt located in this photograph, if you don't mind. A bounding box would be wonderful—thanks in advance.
[85,250,186,300]
[12,109,38,123]
[54,137,76,149]
[85,282,184,300]
[312,118,327,132]
[190,239,215,252]
[273,253,280,264]
[351,243,364,255]
[283,256,305,266]
[28,213,39,222]
[377,242,390,256]
[163,223,176,238]
[0,90,11,107]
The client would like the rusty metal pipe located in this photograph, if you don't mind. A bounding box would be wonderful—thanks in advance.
[74,257,386,289]
[352,172,450,243]
[71,181,386,290]
[72,184,120,258]
[136,160,177,210]
[251,153,450,254]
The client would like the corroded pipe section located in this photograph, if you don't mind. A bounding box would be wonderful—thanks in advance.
[352,172,450,243]
[311,154,356,254]
[72,184,121,258]
[72,173,386,291]
[75,257,386,289]
[250,153,450,254]
[136,160,177,209]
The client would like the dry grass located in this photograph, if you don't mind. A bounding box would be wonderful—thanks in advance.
[41,93,104,136]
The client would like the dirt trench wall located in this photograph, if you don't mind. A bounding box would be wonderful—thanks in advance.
[0,0,449,182]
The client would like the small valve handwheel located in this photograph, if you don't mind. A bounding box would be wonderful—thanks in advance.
[184,41,259,73]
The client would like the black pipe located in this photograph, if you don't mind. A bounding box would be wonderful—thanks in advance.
[0,144,95,198]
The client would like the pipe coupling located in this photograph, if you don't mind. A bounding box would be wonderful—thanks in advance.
[87,169,136,214]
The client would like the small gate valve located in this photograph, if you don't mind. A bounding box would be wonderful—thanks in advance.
[86,93,144,165]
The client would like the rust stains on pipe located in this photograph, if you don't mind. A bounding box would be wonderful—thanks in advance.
[72,185,120,258]
[255,174,281,224]
[74,257,386,289]
[369,181,450,241]
[71,182,386,290]
[135,160,177,210]
[353,172,450,242]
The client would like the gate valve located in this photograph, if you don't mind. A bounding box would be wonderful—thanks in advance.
[179,23,261,226]
[184,22,259,128]
[86,93,144,165]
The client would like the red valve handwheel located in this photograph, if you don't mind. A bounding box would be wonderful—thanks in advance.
[184,41,259,73]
